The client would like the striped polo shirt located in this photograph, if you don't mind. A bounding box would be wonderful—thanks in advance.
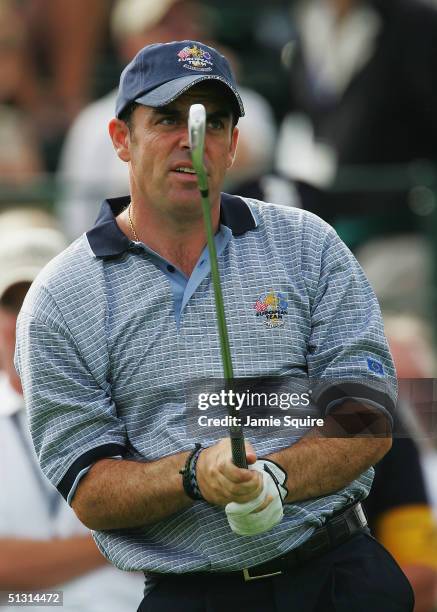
[15,194,396,574]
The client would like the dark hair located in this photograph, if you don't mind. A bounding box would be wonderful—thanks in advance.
[0,282,31,313]
[230,108,239,129]
[118,102,140,131]
[202,80,240,127]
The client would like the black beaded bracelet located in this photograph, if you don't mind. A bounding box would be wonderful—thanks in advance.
[179,443,204,500]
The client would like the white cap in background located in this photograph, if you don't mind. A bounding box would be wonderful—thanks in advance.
[111,0,180,39]
[0,209,67,301]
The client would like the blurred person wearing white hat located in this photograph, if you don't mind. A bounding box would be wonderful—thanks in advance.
[0,209,144,611]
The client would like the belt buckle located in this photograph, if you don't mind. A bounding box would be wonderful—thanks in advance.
[243,567,282,582]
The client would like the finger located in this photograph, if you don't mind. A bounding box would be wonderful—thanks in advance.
[218,456,255,483]
[212,467,263,502]
[246,451,257,465]
[225,475,264,503]
[251,494,273,514]
[216,466,261,494]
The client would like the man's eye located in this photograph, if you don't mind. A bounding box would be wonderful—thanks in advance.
[207,118,224,130]
[159,117,178,126]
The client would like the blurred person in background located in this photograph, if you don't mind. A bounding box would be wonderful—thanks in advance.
[0,0,109,174]
[0,0,39,117]
[0,208,144,611]
[0,106,43,185]
[363,426,437,612]
[223,79,278,200]
[22,0,109,169]
[356,235,432,320]
[0,0,44,184]
[24,0,108,119]
[363,420,437,612]
[277,0,437,250]
[384,315,437,512]
[363,314,437,612]
[57,0,278,240]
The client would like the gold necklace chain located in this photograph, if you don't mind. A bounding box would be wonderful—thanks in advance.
[128,203,139,242]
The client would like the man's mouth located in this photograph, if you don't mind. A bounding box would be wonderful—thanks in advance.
[174,167,196,174]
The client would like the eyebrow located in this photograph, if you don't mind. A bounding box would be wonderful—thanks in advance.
[152,107,179,116]
[207,110,233,120]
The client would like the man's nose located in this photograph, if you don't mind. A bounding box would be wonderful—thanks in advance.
[179,125,191,149]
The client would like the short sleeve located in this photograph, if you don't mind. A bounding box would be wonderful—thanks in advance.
[306,227,397,423]
[15,291,127,504]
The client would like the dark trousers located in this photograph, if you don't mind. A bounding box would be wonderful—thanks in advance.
[137,532,414,612]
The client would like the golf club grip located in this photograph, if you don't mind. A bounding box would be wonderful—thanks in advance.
[231,434,248,469]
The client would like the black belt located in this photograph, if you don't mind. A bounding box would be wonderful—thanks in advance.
[149,502,368,583]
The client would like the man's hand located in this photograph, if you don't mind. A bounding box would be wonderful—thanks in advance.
[196,439,263,506]
[196,439,286,536]
[225,460,288,536]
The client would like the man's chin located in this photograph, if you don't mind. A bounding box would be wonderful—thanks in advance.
[168,188,202,209]
[164,185,219,225]
[166,194,204,224]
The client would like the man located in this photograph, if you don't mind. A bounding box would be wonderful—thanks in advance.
[16,41,414,611]
[0,210,144,611]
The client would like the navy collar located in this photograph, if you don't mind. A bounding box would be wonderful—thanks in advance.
[86,193,257,258]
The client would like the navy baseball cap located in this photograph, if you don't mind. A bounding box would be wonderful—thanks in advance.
[115,40,245,119]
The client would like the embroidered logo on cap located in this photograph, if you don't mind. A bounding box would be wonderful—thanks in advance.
[254,291,288,328]
[177,45,213,72]
[367,357,385,376]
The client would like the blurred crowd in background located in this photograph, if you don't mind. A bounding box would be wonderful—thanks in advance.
[2,0,437,610]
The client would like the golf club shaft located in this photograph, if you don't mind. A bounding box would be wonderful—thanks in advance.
[200,217,247,469]
[189,104,247,469]
[199,190,247,468]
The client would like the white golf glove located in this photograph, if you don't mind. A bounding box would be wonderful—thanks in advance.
[225,459,288,536]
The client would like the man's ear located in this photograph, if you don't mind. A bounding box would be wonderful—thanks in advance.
[108,118,131,162]
[226,126,239,169]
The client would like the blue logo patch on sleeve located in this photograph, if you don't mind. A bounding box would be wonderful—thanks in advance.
[367,357,384,375]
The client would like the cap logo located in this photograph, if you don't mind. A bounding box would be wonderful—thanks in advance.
[177,45,213,72]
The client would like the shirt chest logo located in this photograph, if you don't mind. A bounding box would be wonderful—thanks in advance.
[254,291,288,328]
